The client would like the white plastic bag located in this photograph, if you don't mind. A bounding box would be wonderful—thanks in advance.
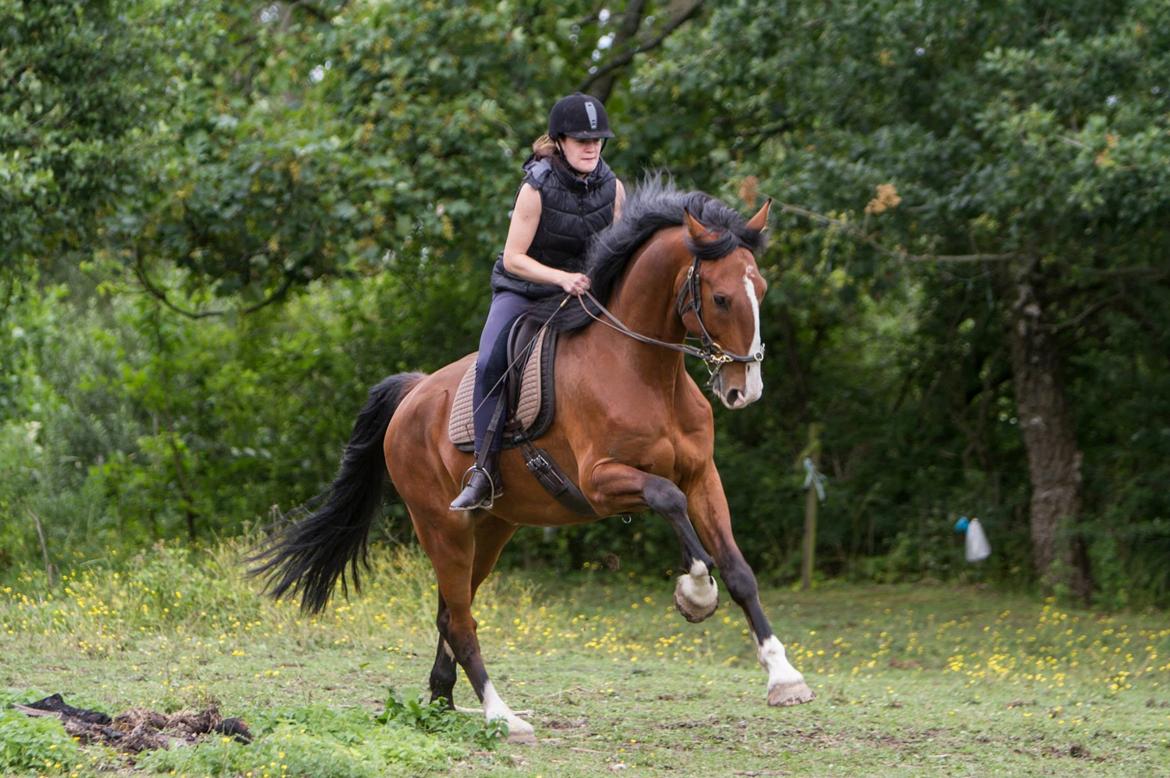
[965,518,991,562]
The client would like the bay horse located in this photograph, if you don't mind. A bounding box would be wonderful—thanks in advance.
[253,179,815,742]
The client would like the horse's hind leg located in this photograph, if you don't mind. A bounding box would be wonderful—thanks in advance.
[426,516,517,710]
[428,595,457,708]
[417,512,534,742]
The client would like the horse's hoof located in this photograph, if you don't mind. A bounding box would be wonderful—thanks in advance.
[767,681,815,707]
[674,589,717,623]
[673,564,719,623]
[503,716,536,745]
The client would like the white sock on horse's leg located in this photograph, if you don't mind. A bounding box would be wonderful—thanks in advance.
[755,633,815,706]
[482,680,536,743]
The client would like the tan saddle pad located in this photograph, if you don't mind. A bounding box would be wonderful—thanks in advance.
[447,325,556,452]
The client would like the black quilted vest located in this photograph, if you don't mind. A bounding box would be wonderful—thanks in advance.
[491,155,617,299]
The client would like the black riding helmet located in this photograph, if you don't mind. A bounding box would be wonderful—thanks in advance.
[547,92,615,140]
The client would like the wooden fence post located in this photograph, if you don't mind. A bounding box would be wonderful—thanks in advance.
[800,424,824,591]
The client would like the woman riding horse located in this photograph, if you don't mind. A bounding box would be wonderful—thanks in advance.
[451,92,627,512]
[254,178,815,743]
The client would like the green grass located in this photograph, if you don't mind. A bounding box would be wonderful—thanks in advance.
[2,540,1169,776]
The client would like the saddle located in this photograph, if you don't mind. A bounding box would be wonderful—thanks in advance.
[447,314,595,516]
[448,315,558,451]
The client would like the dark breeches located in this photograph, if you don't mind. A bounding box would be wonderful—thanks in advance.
[472,290,535,454]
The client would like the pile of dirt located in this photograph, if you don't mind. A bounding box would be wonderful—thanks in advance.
[12,693,252,754]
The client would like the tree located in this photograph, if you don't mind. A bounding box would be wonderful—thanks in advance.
[0,0,163,284]
[624,0,1170,599]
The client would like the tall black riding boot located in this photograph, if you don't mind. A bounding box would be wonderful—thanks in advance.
[449,451,503,511]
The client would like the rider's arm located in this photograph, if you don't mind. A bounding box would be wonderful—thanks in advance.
[502,183,589,295]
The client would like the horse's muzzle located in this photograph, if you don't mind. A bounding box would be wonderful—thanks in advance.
[711,362,764,410]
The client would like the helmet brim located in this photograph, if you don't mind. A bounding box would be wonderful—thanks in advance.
[562,129,615,140]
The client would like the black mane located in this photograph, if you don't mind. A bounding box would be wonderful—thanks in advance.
[527,174,767,333]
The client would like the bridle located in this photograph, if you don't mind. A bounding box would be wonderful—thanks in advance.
[674,255,766,371]
[577,254,766,378]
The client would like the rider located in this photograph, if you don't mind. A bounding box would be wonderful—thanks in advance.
[450,92,626,511]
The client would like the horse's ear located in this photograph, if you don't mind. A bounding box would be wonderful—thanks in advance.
[684,208,721,244]
[746,198,772,232]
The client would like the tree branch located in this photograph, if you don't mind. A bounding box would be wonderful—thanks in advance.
[1048,294,1124,335]
[776,202,1018,264]
[1079,265,1170,281]
[585,0,646,103]
[578,0,705,96]
[287,0,349,25]
[132,249,297,318]
[575,0,609,28]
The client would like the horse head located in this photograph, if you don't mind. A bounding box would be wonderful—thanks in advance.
[679,199,771,409]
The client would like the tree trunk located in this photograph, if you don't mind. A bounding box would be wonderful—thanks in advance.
[801,477,818,591]
[799,424,822,591]
[587,0,646,103]
[1007,261,1092,602]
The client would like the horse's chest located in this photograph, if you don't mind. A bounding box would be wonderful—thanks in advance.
[596,417,707,480]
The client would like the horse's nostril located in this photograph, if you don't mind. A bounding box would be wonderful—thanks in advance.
[727,389,742,406]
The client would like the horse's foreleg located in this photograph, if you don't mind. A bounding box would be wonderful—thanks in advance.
[587,463,719,622]
[417,514,534,742]
[689,467,815,707]
[720,542,815,706]
[426,515,516,709]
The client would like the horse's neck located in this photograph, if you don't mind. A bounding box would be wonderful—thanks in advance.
[585,230,690,381]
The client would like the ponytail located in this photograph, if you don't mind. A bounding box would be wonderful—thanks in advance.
[531,134,558,159]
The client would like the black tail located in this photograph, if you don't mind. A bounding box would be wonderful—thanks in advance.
[250,372,425,613]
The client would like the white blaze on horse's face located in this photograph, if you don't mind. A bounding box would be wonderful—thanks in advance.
[712,261,766,410]
[742,268,764,404]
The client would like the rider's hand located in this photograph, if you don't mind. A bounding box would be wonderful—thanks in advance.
[560,272,591,296]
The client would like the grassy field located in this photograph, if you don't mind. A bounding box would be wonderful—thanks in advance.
[2,540,1169,776]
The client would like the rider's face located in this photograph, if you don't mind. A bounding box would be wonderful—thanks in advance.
[559,136,603,173]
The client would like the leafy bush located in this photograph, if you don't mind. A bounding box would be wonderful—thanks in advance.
[378,690,506,750]
[0,707,87,774]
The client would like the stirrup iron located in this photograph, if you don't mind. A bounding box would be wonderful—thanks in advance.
[450,464,499,511]
[460,464,499,499]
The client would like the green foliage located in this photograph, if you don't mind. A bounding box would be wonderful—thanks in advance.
[107,0,613,305]
[0,0,164,281]
[3,0,1169,606]
[0,706,87,774]
[377,690,507,750]
[0,263,486,574]
[620,0,1170,601]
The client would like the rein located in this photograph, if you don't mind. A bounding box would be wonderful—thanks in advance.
[577,254,765,377]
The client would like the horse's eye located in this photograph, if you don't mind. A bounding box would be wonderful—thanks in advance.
[713,293,730,310]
